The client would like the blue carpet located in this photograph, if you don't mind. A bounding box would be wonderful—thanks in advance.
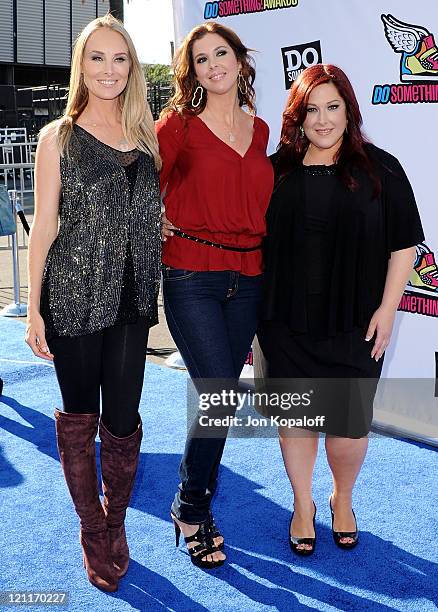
[0,316,437,612]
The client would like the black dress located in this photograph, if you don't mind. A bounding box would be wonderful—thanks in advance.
[256,147,424,437]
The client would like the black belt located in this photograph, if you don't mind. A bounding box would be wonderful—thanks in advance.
[172,229,262,253]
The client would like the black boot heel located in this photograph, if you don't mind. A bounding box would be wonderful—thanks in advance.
[329,495,359,549]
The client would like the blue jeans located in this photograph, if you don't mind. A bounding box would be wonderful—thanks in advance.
[163,267,262,523]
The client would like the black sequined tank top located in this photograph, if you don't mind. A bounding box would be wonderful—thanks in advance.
[112,146,140,326]
[40,124,162,338]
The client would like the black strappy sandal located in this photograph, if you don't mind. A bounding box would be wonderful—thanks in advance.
[208,511,224,551]
[289,501,317,557]
[172,514,224,569]
[329,495,359,549]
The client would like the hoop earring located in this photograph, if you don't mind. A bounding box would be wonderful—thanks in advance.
[191,85,204,108]
[237,72,248,96]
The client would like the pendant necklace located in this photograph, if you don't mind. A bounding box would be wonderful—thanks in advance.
[117,138,130,151]
[205,109,237,143]
[225,119,236,143]
[87,121,130,150]
[224,122,236,143]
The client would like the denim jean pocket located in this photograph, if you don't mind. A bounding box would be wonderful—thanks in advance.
[162,266,198,281]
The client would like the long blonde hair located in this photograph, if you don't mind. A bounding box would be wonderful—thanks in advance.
[44,14,161,169]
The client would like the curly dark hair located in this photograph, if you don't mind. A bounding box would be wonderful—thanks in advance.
[161,21,256,117]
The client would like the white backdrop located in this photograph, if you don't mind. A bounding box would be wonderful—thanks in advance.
[172,1,438,440]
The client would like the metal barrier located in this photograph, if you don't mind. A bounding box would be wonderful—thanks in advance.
[148,83,173,120]
[0,140,35,317]
[0,147,36,250]
[0,189,27,317]
[1,139,35,168]
[0,127,29,145]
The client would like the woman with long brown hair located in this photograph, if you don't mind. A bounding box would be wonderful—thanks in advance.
[25,14,161,591]
[157,22,273,568]
[256,64,423,555]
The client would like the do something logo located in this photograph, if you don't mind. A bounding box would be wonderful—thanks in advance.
[281,40,322,89]
[372,14,438,105]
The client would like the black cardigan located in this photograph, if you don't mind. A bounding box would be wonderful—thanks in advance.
[261,144,425,336]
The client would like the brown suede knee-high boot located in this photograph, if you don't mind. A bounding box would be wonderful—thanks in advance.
[99,417,143,578]
[54,410,118,592]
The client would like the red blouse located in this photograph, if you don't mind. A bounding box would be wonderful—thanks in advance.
[155,111,274,275]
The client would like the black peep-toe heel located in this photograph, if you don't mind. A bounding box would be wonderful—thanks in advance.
[329,495,359,549]
[289,501,317,556]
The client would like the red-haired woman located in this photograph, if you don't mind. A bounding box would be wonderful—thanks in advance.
[156,22,273,569]
[255,64,424,555]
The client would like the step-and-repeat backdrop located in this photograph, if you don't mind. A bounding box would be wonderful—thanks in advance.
[171,0,438,442]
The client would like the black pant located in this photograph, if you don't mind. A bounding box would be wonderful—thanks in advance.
[48,319,149,438]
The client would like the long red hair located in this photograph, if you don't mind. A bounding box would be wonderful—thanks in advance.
[275,64,379,193]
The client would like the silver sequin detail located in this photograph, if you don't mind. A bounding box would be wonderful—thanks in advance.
[40,125,162,337]
[303,164,337,176]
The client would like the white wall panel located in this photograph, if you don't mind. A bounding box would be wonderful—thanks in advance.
[0,0,14,62]
[72,0,97,45]
[17,0,44,64]
[97,0,111,18]
[45,0,71,66]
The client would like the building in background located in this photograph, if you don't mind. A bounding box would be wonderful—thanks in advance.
[0,0,111,133]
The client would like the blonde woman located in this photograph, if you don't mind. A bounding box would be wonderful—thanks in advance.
[25,15,161,591]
